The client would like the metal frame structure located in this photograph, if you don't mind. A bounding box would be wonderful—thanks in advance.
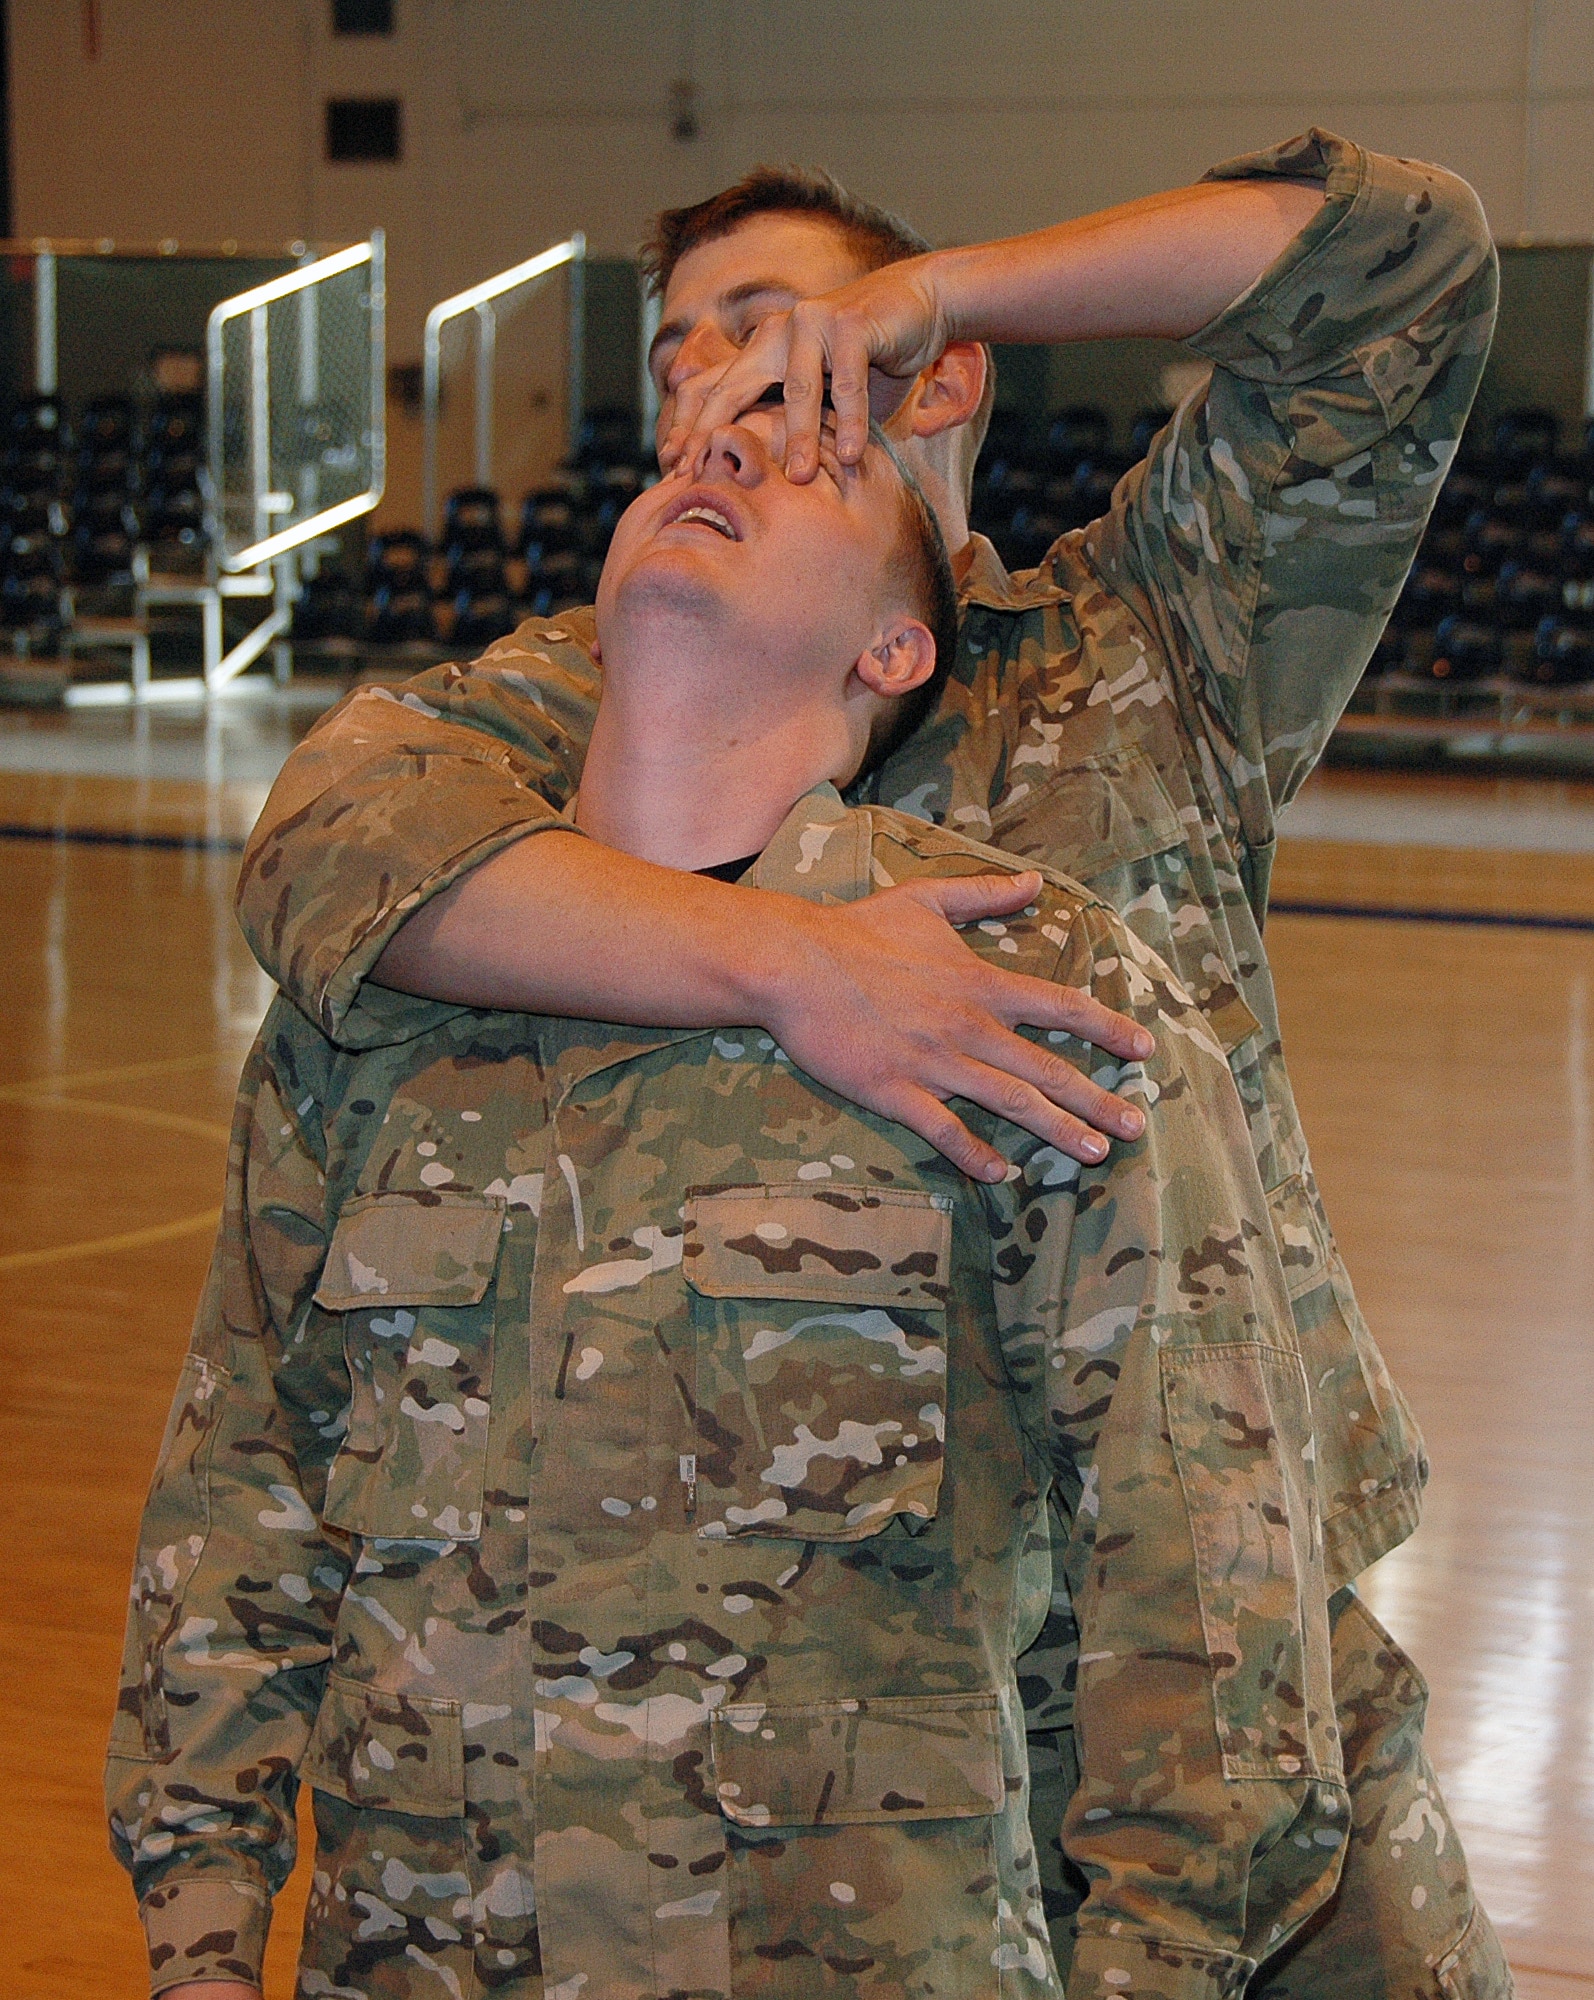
[178,233,386,694]
[17,233,382,704]
[207,233,386,575]
[421,234,585,545]
[18,234,317,398]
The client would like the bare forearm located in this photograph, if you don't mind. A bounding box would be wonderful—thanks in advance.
[369,829,1155,1178]
[932,177,1325,346]
[372,830,784,1026]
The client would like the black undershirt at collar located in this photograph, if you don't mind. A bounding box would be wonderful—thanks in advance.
[694,852,762,884]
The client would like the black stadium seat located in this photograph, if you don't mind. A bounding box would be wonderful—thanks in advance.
[365,530,435,644]
[1428,613,1501,681]
[444,486,505,555]
[1491,407,1559,467]
[291,570,366,643]
[1530,615,1594,686]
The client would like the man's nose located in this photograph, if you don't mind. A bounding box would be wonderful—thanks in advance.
[689,422,769,486]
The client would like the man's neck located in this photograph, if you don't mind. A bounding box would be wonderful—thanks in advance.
[574,636,860,872]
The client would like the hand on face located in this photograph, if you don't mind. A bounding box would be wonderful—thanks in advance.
[657,254,953,485]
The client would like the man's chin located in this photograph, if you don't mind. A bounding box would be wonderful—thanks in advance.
[609,551,728,625]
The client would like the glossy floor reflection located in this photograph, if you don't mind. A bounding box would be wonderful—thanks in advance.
[1267,906,1594,1982]
[0,747,1590,1996]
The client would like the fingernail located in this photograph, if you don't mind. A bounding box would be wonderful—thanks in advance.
[1132,1030,1154,1058]
[789,455,810,478]
[1083,1135,1108,1161]
[1121,1108,1145,1138]
[983,1160,1007,1183]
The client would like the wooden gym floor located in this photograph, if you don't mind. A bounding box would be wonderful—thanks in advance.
[0,696,1590,1999]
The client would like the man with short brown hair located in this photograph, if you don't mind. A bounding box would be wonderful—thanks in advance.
[117,403,1389,2000]
[234,131,1505,1997]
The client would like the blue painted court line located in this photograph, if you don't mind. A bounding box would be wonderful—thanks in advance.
[1271,898,1594,934]
[0,823,246,855]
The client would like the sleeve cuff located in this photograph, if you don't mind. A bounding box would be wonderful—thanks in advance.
[1189,128,1492,390]
[1188,128,1371,379]
[319,811,587,1049]
[1067,1929,1255,2000]
[142,1874,269,1996]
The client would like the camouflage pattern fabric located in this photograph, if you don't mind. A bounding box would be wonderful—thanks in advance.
[117,790,1366,1999]
[234,125,1496,1598]
[215,129,1507,1996]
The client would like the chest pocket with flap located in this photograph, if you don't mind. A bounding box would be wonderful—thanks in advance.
[683,1184,952,1544]
[315,1190,506,1543]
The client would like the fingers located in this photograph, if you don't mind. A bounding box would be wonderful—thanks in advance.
[813,312,873,467]
[1017,981,1155,1062]
[909,874,1156,1062]
[658,363,718,473]
[779,314,831,482]
[937,1051,1141,1164]
[660,329,784,471]
[871,1082,1012,1184]
[876,1045,1140,1183]
[919,870,1045,924]
[1004,1034,1146,1142]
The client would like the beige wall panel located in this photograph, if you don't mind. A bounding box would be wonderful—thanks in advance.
[11,0,306,243]
[1528,102,1594,238]
[710,0,1527,105]
[1536,0,1594,90]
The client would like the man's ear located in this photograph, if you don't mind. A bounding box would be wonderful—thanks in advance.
[888,341,986,443]
[851,617,937,699]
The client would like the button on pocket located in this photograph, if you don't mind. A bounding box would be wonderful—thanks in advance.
[683,1185,951,1543]
[316,1191,505,1542]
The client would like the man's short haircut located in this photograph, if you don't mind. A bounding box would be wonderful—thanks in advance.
[639,165,931,299]
[856,421,960,784]
[640,165,996,511]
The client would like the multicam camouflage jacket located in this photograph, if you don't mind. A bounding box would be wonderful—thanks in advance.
[235,132,1497,1650]
[112,792,1351,2000]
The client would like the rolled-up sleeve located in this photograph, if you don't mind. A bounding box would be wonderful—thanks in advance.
[1087,130,1498,856]
[235,615,602,1042]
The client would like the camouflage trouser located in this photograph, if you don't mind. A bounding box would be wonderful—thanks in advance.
[1030,1590,1514,1999]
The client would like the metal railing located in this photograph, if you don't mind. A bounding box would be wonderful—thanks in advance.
[421,234,585,544]
[207,233,386,576]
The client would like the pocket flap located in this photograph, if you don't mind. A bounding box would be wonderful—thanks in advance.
[315,1191,506,1309]
[1265,1173,1331,1303]
[684,1185,952,1307]
[992,744,1184,877]
[710,1692,1003,1827]
[303,1672,464,1817]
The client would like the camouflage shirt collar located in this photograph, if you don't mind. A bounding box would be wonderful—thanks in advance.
[957,531,1070,613]
[545,786,871,1094]
[558,783,870,905]
[748,784,874,904]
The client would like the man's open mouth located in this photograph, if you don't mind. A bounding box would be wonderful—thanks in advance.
[661,489,742,540]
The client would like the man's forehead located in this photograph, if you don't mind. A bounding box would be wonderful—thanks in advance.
[662,212,869,316]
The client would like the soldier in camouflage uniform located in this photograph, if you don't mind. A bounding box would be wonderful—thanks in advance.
[113,408,1482,2000]
[218,133,1504,1995]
